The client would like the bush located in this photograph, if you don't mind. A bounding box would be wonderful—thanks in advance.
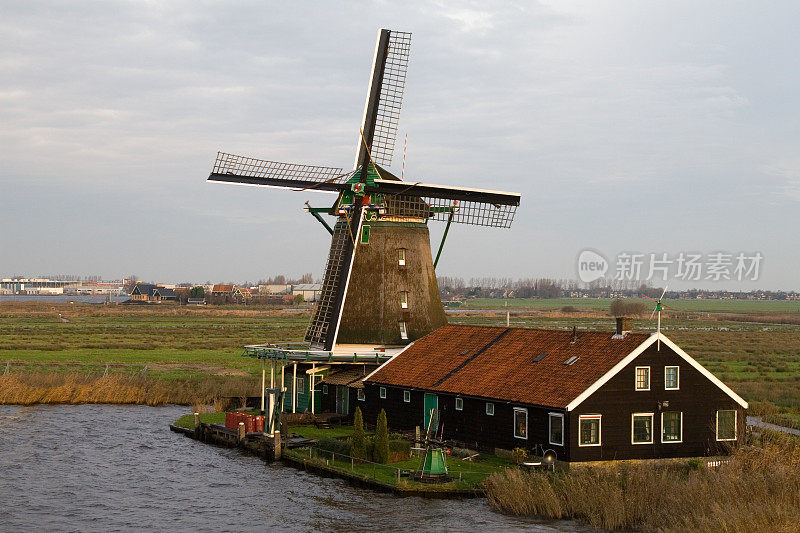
[374,409,389,463]
[315,437,350,457]
[510,447,528,464]
[351,407,366,459]
[609,299,647,317]
[388,439,411,462]
[450,447,479,459]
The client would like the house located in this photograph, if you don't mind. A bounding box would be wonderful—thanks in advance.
[258,284,291,295]
[152,286,176,301]
[211,284,236,296]
[292,283,322,302]
[239,288,253,298]
[360,320,747,462]
[129,283,156,301]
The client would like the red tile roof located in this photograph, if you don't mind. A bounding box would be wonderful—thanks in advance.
[365,325,651,408]
[212,284,235,293]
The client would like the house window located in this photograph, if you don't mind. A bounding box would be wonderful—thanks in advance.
[322,384,328,395]
[716,410,737,441]
[379,387,387,399]
[635,366,650,391]
[455,397,463,411]
[361,225,370,244]
[662,411,682,443]
[403,390,411,403]
[357,389,365,401]
[513,408,528,439]
[400,291,408,309]
[399,321,408,340]
[398,248,406,266]
[549,413,564,446]
[579,415,601,446]
[632,413,654,444]
[665,366,679,390]
[486,402,495,416]
[295,377,304,393]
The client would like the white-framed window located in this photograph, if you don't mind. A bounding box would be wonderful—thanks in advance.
[398,248,406,266]
[579,415,601,446]
[631,413,654,444]
[295,377,304,393]
[403,390,411,403]
[665,366,679,390]
[716,410,737,441]
[661,411,682,443]
[635,366,650,391]
[549,413,564,446]
[513,408,528,439]
[379,386,387,399]
[357,389,365,401]
[399,321,408,340]
[455,397,463,411]
[400,291,408,309]
[486,402,495,416]
[322,384,328,394]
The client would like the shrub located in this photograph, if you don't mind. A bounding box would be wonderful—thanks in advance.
[388,439,411,462]
[315,437,350,457]
[374,409,389,463]
[450,447,479,459]
[351,407,366,459]
[510,447,528,464]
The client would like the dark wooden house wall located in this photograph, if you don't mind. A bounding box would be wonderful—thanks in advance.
[569,343,745,461]
[359,384,571,459]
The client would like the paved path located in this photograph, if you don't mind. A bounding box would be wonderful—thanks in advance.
[747,416,800,436]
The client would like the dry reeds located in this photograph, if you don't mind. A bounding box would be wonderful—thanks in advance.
[0,372,258,406]
[485,437,800,532]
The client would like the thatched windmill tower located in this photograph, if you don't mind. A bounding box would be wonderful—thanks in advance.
[209,29,520,351]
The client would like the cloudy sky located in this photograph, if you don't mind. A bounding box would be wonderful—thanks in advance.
[2,1,798,289]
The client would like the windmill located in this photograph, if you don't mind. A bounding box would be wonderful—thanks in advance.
[642,286,678,350]
[415,408,450,483]
[208,29,521,351]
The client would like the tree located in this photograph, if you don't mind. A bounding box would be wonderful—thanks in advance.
[293,293,304,305]
[351,407,366,459]
[374,409,389,464]
[190,286,205,298]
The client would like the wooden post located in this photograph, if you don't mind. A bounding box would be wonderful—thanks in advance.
[261,359,266,413]
[238,421,245,442]
[194,412,200,430]
[311,362,316,415]
[292,362,297,414]
[273,431,281,460]
[268,360,275,435]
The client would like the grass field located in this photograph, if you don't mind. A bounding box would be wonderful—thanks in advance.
[2,300,800,417]
[461,297,800,314]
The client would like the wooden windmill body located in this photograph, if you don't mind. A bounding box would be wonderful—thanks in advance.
[209,29,521,352]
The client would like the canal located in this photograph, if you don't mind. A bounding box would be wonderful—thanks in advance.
[0,404,592,532]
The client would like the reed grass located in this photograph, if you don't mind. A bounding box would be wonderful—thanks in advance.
[0,372,258,406]
[485,435,800,532]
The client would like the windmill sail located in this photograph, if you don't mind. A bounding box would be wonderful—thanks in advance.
[208,152,348,192]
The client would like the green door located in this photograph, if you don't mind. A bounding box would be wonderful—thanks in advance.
[423,393,438,429]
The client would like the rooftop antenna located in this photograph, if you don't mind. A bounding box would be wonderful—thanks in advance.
[642,286,678,350]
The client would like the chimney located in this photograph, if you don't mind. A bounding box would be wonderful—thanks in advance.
[615,317,632,336]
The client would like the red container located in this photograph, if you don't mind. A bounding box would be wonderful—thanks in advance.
[254,415,264,432]
[244,415,255,433]
[225,412,235,429]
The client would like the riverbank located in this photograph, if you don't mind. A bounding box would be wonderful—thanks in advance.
[0,372,257,405]
[484,430,800,532]
[171,414,510,497]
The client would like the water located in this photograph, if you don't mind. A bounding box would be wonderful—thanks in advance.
[0,405,591,532]
[0,295,129,303]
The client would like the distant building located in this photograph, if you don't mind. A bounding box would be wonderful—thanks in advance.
[211,284,237,296]
[292,283,322,302]
[258,284,291,295]
[129,283,177,302]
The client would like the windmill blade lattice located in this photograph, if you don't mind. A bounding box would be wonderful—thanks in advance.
[370,31,412,167]
[209,152,348,191]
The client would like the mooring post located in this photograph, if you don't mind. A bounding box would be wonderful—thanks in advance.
[292,362,297,413]
[272,431,281,461]
[194,412,200,429]
[238,422,245,443]
[261,358,266,413]
[268,360,275,434]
